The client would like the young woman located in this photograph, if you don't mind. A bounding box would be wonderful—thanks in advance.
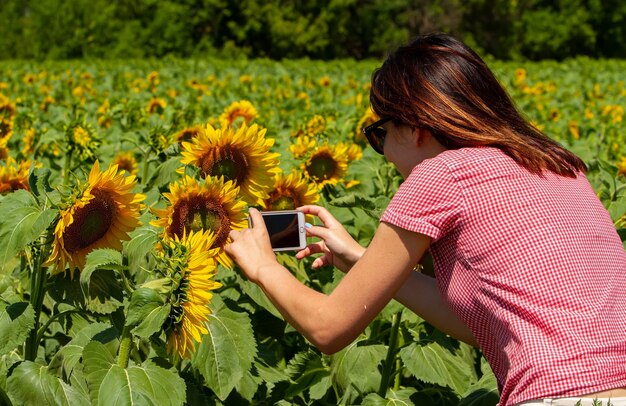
[224,33,626,406]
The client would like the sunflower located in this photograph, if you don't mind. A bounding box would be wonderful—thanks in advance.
[0,137,9,160]
[290,135,316,159]
[219,100,258,128]
[112,151,139,176]
[618,157,626,178]
[97,99,112,128]
[263,170,320,211]
[45,161,145,277]
[174,126,203,145]
[151,175,247,269]
[355,107,379,144]
[158,229,222,359]
[40,96,55,112]
[147,71,160,87]
[306,115,326,136]
[180,123,280,206]
[514,68,526,86]
[0,157,30,194]
[72,126,91,148]
[568,121,580,140]
[318,76,331,87]
[301,143,349,189]
[0,98,16,119]
[147,97,167,115]
[66,122,100,161]
[21,127,35,155]
[340,142,363,161]
[0,118,13,141]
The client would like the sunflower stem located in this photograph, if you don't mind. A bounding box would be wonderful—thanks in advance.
[24,230,53,361]
[36,309,83,344]
[117,325,133,368]
[378,310,402,398]
[62,149,73,187]
[119,269,134,295]
[141,149,151,184]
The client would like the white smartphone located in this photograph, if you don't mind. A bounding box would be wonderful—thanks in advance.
[249,210,307,252]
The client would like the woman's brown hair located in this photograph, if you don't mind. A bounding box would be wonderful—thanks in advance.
[370,33,587,177]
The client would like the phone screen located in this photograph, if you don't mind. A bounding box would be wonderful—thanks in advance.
[262,212,301,249]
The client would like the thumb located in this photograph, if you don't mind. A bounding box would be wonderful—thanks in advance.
[248,208,268,233]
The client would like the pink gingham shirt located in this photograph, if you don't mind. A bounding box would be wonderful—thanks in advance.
[380,147,626,406]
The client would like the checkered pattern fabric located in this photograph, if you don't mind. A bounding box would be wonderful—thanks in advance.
[380,147,626,406]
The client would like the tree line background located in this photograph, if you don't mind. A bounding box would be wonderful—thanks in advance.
[0,0,625,61]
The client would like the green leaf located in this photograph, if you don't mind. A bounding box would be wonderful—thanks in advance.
[7,361,90,406]
[192,296,257,400]
[329,193,378,211]
[459,358,499,406]
[361,388,419,405]
[608,194,626,221]
[49,322,118,378]
[28,166,54,198]
[125,227,158,276]
[83,341,116,403]
[83,341,186,406]
[309,374,331,400]
[330,340,386,394]
[80,249,125,314]
[126,288,170,338]
[234,369,260,402]
[285,348,330,399]
[47,272,86,308]
[81,248,124,280]
[0,352,21,397]
[239,276,282,319]
[145,157,183,190]
[0,189,57,271]
[399,341,475,395]
[0,302,35,356]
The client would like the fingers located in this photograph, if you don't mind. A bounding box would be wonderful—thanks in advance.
[297,205,340,227]
[305,224,331,240]
[312,257,330,269]
[247,208,270,239]
[295,242,325,259]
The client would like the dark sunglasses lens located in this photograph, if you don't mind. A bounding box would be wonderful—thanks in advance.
[365,126,385,154]
[372,128,386,153]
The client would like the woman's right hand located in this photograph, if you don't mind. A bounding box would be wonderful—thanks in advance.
[295,205,366,273]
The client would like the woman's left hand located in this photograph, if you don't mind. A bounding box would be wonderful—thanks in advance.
[224,208,278,284]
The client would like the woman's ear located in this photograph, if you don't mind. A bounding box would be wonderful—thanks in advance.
[413,127,423,146]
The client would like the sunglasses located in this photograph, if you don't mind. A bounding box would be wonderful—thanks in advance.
[362,117,391,155]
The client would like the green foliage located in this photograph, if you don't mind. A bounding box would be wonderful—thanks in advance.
[0,302,35,356]
[125,288,170,338]
[1,0,625,60]
[192,295,257,400]
[7,361,90,405]
[0,56,623,405]
[0,189,57,272]
[80,249,125,314]
[82,341,186,405]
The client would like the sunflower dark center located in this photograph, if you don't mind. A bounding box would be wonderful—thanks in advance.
[199,146,249,185]
[169,195,231,249]
[63,189,116,253]
[267,192,297,211]
[116,158,134,173]
[0,121,11,138]
[306,153,337,181]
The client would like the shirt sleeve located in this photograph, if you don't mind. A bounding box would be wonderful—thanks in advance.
[380,157,462,242]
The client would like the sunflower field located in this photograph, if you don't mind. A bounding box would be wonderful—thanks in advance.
[0,57,625,406]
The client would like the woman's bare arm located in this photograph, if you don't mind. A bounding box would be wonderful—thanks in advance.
[394,271,478,347]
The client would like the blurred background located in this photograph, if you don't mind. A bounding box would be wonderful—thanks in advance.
[1,0,625,61]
